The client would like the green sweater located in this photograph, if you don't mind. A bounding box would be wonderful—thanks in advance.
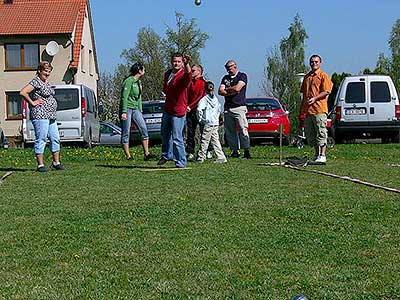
[121,76,142,113]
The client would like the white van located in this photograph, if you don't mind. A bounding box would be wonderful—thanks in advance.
[23,84,100,147]
[332,75,400,143]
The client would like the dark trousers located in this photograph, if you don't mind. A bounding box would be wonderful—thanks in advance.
[186,111,198,154]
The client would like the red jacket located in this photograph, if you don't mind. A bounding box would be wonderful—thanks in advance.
[188,76,206,112]
[162,68,192,116]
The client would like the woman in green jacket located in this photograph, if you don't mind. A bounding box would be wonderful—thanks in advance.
[120,62,155,160]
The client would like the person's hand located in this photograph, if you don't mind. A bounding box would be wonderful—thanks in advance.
[187,106,191,112]
[121,113,127,121]
[219,116,224,126]
[183,55,191,65]
[32,99,44,106]
[307,97,316,105]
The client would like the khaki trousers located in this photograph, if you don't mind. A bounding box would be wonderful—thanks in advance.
[198,124,226,160]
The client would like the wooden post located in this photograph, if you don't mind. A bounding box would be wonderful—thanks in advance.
[279,124,283,164]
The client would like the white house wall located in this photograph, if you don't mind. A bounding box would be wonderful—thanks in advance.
[0,35,73,137]
[74,6,98,96]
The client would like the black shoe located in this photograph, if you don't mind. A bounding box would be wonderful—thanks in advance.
[157,157,168,166]
[144,153,157,161]
[243,150,252,159]
[37,166,48,173]
[230,150,240,158]
[51,163,65,171]
[126,156,135,161]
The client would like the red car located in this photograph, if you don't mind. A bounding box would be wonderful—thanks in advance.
[246,97,290,144]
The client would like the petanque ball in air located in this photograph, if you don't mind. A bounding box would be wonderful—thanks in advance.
[194,0,201,6]
[292,295,308,300]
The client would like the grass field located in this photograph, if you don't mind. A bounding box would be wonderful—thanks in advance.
[0,143,399,300]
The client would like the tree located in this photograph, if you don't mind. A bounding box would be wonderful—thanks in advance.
[329,72,351,111]
[263,14,308,132]
[164,12,209,64]
[363,53,391,75]
[98,12,209,122]
[98,64,129,124]
[389,19,400,91]
[121,12,209,100]
[365,19,400,91]
[121,27,167,100]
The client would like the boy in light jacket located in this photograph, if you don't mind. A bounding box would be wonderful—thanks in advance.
[196,81,227,163]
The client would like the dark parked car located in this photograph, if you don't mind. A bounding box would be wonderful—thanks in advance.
[0,127,5,148]
[100,121,121,146]
[131,100,164,142]
[246,97,290,144]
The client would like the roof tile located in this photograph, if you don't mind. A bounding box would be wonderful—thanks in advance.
[0,0,85,35]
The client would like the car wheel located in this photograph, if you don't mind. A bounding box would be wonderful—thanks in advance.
[391,131,400,143]
[382,136,391,144]
[283,136,289,146]
[332,127,343,144]
[327,136,335,148]
[296,139,305,149]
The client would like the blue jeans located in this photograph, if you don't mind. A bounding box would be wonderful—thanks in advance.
[161,113,186,167]
[32,119,60,154]
[121,108,149,144]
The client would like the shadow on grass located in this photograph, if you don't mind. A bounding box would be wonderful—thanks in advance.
[96,164,163,170]
[0,167,32,172]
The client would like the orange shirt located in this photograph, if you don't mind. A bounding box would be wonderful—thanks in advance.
[300,69,333,115]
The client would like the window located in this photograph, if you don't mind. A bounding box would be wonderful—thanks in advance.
[142,102,165,114]
[54,88,79,110]
[85,88,95,113]
[5,43,39,70]
[247,98,281,111]
[6,92,23,119]
[100,124,113,134]
[89,49,94,75]
[371,81,391,103]
[81,45,86,72]
[345,82,366,103]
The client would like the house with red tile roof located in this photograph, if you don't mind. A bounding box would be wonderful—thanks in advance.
[0,0,98,144]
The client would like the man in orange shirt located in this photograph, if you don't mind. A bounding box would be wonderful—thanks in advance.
[300,54,333,164]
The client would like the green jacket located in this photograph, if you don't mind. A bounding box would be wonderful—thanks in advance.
[121,76,142,113]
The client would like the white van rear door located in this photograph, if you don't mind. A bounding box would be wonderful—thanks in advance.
[54,87,82,140]
[341,78,369,123]
[368,77,395,122]
[23,105,35,143]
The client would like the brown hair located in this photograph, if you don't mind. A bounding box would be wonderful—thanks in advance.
[37,61,53,74]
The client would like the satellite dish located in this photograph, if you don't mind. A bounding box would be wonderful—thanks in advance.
[45,41,59,56]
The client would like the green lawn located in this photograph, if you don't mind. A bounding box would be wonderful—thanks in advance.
[0,144,399,300]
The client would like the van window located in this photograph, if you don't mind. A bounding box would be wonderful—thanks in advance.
[345,82,365,103]
[55,89,79,110]
[85,88,95,113]
[371,81,390,103]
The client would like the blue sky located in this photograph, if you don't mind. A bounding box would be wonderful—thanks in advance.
[91,0,399,96]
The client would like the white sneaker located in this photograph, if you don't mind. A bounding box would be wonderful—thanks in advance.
[206,151,213,159]
[214,158,227,164]
[314,155,327,163]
